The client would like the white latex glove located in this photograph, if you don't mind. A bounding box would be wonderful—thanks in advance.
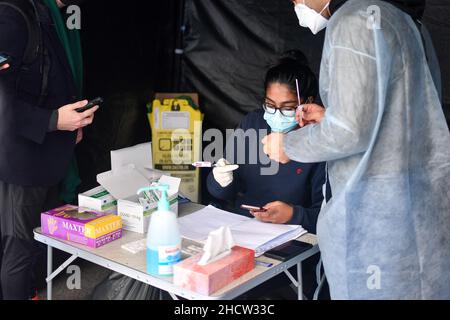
[213,159,239,188]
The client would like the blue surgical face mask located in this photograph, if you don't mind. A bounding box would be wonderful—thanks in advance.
[264,111,298,133]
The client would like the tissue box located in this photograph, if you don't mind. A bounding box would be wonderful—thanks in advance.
[41,204,123,248]
[173,246,255,296]
[78,186,117,214]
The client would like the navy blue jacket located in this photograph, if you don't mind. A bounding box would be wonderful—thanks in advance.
[207,110,328,234]
[0,0,78,187]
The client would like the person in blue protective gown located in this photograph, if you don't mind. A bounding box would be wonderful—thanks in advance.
[263,0,450,299]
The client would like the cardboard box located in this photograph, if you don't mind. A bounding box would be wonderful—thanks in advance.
[41,204,123,248]
[78,186,117,214]
[111,142,153,173]
[148,94,204,203]
[173,246,255,296]
[97,165,181,234]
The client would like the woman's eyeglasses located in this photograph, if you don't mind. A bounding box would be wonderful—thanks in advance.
[263,103,297,117]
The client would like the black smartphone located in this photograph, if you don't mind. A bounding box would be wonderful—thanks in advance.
[75,97,104,113]
[0,53,11,67]
[264,240,313,262]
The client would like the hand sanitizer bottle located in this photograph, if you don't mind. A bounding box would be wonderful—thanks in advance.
[137,184,181,276]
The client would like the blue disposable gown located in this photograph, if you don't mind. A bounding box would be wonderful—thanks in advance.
[284,0,450,299]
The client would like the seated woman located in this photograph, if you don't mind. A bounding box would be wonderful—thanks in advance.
[207,50,328,235]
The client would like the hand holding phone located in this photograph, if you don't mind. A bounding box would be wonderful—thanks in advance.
[57,100,99,131]
[241,205,267,213]
[0,53,11,69]
[75,97,104,113]
[249,201,294,224]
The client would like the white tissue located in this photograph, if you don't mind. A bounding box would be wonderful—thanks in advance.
[198,226,235,266]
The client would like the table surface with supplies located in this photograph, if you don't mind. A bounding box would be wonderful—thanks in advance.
[34,203,319,300]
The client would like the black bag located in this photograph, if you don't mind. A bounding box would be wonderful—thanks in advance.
[0,0,50,106]
[91,272,162,300]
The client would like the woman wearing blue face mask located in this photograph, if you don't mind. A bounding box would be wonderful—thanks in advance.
[207,50,329,233]
[262,52,316,134]
[207,50,331,299]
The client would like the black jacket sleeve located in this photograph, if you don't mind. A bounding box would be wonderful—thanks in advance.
[287,163,327,234]
[206,171,239,201]
[0,7,53,144]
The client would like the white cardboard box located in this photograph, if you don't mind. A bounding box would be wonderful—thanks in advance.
[97,165,181,234]
[78,186,118,214]
[110,142,163,182]
[111,142,152,171]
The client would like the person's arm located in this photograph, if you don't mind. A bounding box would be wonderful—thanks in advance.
[287,163,327,234]
[0,8,97,143]
[0,7,54,144]
[207,169,239,201]
[284,41,379,164]
[206,120,247,201]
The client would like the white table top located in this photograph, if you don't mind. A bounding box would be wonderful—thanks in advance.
[35,203,319,300]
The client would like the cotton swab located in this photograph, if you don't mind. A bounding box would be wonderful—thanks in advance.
[296,78,304,122]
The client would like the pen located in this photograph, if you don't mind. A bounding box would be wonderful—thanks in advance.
[256,261,274,268]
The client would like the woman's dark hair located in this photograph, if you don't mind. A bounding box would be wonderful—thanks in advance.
[264,50,319,103]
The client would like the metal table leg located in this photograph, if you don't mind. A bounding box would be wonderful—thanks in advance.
[284,262,305,300]
[297,262,303,300]
[47,245,53,301]
[169,292,179,300]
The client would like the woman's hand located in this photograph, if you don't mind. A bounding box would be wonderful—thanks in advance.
[212,158,239,188]
[252,201,294,224]
[0,64,9,71]
[297,103,326,127]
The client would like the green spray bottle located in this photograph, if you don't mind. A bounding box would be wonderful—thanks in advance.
[137,184,181,276]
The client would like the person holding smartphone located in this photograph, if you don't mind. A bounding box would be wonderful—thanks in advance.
[0,0,97,300]
[207,50,331,299]
[207,50,330,233]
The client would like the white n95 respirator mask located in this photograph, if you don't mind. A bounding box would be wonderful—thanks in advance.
[294,1,330,35]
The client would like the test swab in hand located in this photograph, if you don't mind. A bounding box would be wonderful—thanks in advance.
[296,78,304,122]
[192,161,228,168]
[192,161,215,168]
[192,161,239,171]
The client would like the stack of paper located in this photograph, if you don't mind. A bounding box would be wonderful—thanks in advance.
[178,206,307,257]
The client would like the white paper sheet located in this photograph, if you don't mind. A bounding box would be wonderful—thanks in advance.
[178,205,307,257]
[178,206,248,241]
